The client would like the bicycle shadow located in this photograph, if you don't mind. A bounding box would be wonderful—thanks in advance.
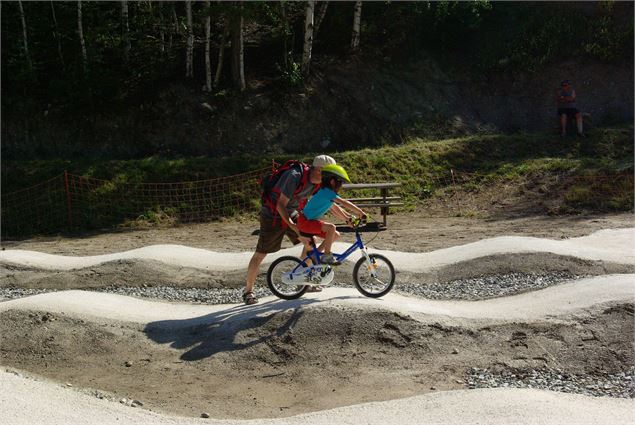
[143,296,357,361]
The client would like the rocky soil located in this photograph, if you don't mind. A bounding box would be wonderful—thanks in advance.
[0,303,632,419]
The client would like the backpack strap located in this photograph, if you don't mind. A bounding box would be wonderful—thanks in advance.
[262,161,311,224]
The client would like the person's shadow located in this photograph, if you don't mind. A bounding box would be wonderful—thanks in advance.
[143,297,322,361]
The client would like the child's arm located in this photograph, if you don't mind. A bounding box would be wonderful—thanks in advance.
[329,203,350,222]
[333,197,366,220]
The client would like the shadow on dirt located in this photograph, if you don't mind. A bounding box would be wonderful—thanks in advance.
[143,296,357,361]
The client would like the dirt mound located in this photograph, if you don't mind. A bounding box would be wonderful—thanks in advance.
[1,304,632,419]
[0,259,244,290]
[400,252,633,285]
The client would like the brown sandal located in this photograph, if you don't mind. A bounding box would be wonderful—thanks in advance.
[242,291,258,305]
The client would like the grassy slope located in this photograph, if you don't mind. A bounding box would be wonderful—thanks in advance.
[2,125,633,228]
[4,125,632,189]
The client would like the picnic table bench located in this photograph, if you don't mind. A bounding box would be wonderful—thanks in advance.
[342,182,403,227]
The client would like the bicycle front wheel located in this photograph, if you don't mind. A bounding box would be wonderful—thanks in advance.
[267,256,309,300]
[353,253,395,298]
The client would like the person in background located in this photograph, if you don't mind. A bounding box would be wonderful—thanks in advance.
[557,79,586,138]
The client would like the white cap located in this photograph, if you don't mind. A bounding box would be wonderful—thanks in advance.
[312,155,336,168]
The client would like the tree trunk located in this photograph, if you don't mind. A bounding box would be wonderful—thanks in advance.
[230,8,245,90]
[50,1,65,67]
[280,1,290,70]
[301,0,315,78]
[214,18,229,86]
[77,0,88,71]
[173,3,181,36]
[158,3,165,55]
[17,0,32,70]
[351,0,362,51]
[185,0,193,78]
[168,2,176,51]
[121,0,131,61]
[204,0,212,91]
[314,1,329,39]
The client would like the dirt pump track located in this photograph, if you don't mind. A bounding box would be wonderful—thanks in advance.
[0,212,634,424]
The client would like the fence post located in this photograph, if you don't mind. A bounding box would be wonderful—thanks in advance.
[64,171,73,227]
[450,169,462,216]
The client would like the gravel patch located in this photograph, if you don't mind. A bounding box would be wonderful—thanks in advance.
[467,367,635,398]
[96,285,271,305]
[0,287,53,301]
[397,272,581,300]
[0,272,582,303]
[0,286,269,304]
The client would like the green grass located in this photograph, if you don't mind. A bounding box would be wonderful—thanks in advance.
[2,124,632,236]
[3,124,632,193]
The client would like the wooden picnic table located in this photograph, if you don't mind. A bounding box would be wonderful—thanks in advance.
[341,182,402,227]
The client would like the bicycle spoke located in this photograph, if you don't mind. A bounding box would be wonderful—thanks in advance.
[353,253,395,298]
[267,256,309,300]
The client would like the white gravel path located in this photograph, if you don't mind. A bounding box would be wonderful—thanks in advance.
[1,228,633,272]
[1,274,633,324]
[2,370,633,425]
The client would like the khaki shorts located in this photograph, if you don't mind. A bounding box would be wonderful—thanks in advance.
[256,215,301,254]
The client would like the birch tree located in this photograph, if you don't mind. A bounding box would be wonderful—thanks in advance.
[17,0,32,70]
[185,0,194,78]
[169,2,177,51]
[173,3,182,36]
[50,1,65,67]
[314,1,329,39]
[214,18,229,86]
[301,0,315,78]
[121,0,131,61]
[351,0,362,51]
[230,6,245,90]
[280,2,289,69]
[77,0,88,71]
[158,3,165,55]
[204,0,212,91]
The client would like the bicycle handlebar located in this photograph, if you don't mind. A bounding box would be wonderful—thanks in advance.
[350,214,368,228]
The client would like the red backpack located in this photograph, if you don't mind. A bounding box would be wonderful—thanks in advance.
[259,160,316,217]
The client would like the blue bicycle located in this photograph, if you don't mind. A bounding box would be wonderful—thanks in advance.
[266,217,396,300]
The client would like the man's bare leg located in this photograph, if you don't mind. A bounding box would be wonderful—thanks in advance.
[244,251,266,297]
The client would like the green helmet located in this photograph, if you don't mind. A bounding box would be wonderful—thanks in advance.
[321,164,351,183]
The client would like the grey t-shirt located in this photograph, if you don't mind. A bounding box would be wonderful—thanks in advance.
[260,168,317,218]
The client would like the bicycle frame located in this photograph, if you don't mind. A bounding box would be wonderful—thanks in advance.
[299,225,373,273]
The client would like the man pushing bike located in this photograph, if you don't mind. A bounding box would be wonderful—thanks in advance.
[242,154,350,305]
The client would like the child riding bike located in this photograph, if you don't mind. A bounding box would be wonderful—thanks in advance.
[297,164,367,265]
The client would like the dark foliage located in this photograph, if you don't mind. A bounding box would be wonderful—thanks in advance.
[2,1,632,160]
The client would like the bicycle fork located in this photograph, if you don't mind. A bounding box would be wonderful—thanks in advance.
[361,248,379,278]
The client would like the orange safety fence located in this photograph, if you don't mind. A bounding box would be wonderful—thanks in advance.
[1,167,269,238]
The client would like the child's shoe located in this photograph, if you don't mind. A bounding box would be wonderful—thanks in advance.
[321,253,341,265]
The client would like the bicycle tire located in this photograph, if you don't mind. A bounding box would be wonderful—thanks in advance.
[267,256,309,300]
[353,253,395,298]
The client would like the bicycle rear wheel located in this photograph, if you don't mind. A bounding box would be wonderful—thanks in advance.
[267,256,309,300]
[353,253,395,298]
